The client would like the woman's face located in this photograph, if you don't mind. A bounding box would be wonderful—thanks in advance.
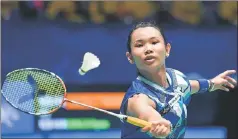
[126,27,171,73]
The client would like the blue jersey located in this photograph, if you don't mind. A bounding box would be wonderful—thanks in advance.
[120,68,192,138]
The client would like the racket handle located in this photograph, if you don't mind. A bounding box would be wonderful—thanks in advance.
[125,116,152,127]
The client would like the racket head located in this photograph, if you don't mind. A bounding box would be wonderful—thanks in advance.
[1,68,67,115]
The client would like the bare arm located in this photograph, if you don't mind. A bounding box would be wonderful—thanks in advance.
[189,80,200,94]
[127,93,171,137]
[189,70,237,95]
[127,93,162,121]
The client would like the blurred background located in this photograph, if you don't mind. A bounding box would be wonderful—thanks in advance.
[1,1,237,138]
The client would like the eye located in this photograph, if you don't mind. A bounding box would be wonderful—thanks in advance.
[152,41,158,45]
[135,43,143,47]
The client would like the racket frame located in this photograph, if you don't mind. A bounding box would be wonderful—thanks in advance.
[1,68,67,115]
[2,68,151,128]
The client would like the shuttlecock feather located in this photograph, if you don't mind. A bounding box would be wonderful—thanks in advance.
[78,52,100,75]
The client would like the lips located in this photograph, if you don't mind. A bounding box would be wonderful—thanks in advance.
[144,55,156,61]
[144,55,156,64]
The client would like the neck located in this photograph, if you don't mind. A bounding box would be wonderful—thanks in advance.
[139,65,168,88]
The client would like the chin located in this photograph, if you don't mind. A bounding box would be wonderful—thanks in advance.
[144,63,161,71]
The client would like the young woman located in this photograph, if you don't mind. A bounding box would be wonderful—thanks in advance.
[120,22,236,138]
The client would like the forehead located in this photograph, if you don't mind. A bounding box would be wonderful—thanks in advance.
[131,27,162,42]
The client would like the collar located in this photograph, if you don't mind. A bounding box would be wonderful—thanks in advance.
[136,72,172,95]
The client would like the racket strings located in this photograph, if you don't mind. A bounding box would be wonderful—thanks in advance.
[2,70,34,112]
[2,69,65,115]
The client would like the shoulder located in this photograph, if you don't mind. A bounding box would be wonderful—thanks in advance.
[169,68,191,93]
[120,80,156,115]
[173,69,187,78]
[121,79,144,105]
[169,68,187,81]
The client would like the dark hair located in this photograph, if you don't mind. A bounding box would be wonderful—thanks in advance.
[126,21,168,53]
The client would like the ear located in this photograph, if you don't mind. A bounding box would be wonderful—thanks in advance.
[165,43,171,58]
[126,52,134,64]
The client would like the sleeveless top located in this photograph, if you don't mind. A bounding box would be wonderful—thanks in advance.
[120,68,191,138]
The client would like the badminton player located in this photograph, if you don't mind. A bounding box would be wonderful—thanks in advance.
[120,22,237,138]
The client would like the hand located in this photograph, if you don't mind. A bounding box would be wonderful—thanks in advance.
[141,119,172,138]
[210,70,237,92]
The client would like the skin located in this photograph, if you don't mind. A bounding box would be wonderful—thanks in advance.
[125,26,237,138]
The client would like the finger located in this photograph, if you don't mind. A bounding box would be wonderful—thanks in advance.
[160,126,168,135]
[221,70,236,77]
[158,120,171,127]
[160,127,168,136]
[221,79,234,88]
[141,125,151,132]
[165,128,171,136]
[224,81,235,89]
[150,124,158,133]
[155,124,164,134]
[221,79,229,86]
[156,125,168,137]
[151,121,158,130]
[151,127,162,138]
[220,86,229,92]
[225,76,237,85]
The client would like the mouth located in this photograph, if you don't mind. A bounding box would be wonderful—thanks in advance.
[144,55,156,60]
[144,56,156,64]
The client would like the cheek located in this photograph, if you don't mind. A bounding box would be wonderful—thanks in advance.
[133,55,143,65]
[155,45,167,56]
[134,58,145,69]
[131,52,144,67]
[131,49,143,60]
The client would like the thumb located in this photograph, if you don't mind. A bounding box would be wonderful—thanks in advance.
[141,125,151,132]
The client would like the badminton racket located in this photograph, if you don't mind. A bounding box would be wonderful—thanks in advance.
[1,68,151,128]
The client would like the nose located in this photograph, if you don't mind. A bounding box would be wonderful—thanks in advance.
[144,44,153,55]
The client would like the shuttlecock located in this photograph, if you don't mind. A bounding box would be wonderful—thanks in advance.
[78,52,101,75]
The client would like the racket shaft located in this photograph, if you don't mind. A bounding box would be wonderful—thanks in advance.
[64,99,125,119]
[64,99,151,128]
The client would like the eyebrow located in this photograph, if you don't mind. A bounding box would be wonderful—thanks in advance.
[134,37,159,43]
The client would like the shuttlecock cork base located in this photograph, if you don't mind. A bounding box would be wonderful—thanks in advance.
[78,52,101,76]
[78,68,86,75]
